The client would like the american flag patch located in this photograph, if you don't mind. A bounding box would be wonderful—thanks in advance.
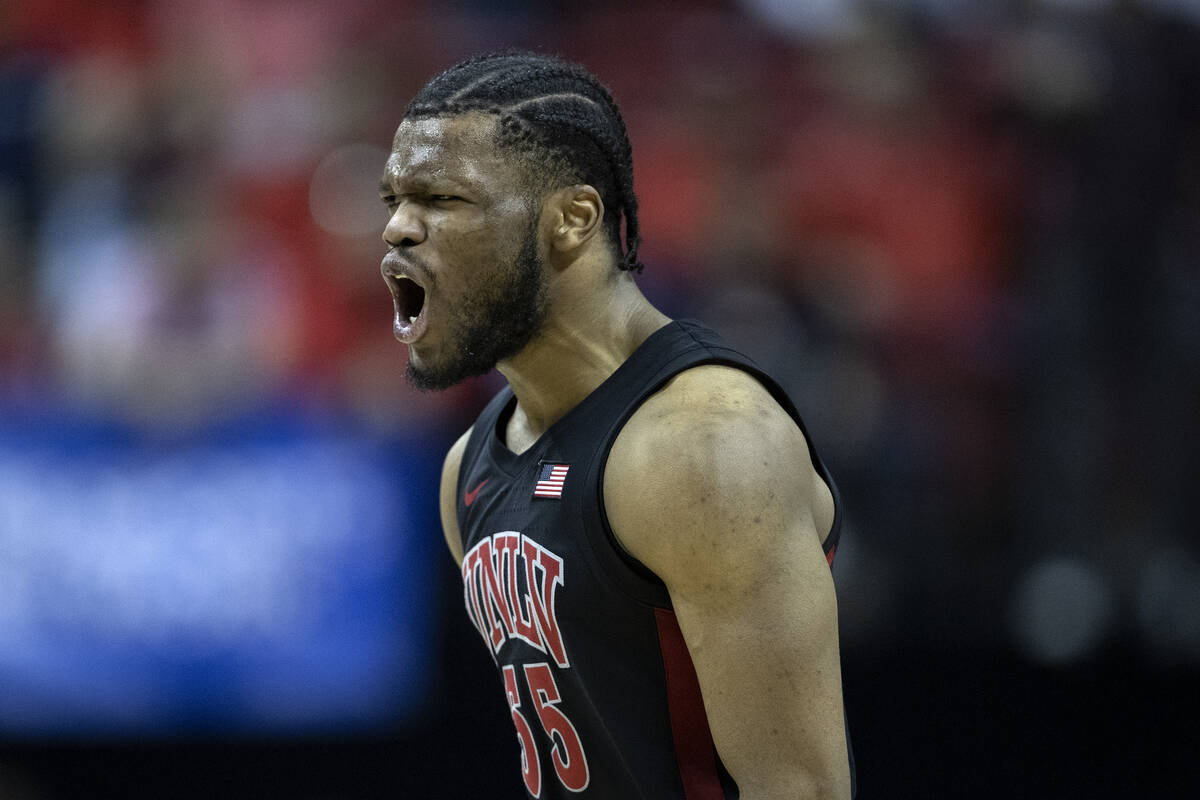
[533,463,570,499]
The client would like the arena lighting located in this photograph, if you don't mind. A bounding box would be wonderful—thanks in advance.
[1010,556,1115,665]
[310,143,392,237]
[1137,549,1200,662]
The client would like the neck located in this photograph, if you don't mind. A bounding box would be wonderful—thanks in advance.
[497,274,670,444]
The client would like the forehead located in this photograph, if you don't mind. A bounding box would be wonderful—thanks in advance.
[383,112,517,186]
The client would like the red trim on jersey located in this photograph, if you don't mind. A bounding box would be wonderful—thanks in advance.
[655,608,725,800]
[826,544,836,567]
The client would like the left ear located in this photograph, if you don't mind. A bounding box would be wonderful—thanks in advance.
[546,184,604,254]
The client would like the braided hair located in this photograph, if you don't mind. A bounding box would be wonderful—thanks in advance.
[403,50,645,273]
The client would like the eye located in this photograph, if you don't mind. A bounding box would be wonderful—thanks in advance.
[429,194,463,205]
[381,195,398,212]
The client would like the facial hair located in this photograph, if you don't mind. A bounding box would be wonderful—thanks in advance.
[406,217,548,391]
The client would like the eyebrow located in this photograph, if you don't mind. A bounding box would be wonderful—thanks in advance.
[379,172,473,198]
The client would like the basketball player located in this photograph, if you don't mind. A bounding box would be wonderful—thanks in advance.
[379,51,855,800]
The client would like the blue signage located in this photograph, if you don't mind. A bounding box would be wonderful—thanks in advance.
[0,409,441,736]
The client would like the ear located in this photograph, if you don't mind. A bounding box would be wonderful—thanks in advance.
[547,184,605,254]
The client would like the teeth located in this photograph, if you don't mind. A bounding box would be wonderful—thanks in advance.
[409,315,418,324]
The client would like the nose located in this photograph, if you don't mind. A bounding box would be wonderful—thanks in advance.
[382,201,425,249]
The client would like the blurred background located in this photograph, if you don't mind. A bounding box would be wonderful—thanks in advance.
[1,0,1198,797]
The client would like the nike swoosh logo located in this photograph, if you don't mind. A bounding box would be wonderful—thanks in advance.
[464,479,489,507]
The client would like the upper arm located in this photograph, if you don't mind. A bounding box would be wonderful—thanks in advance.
[439,427,472,568]
[603,366,849,799]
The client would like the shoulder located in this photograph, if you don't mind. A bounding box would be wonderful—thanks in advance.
[606,363,809,494]
[439,426,474,567]
[603,364,832,590]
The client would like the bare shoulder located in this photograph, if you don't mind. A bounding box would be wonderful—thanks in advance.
[603,364,833,589]
[439,426,473,567]
[605,365,851,795]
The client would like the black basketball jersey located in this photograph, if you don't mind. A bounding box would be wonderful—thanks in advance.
[455,318,854,799]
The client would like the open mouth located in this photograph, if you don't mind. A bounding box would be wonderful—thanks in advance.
[386,274,428,343]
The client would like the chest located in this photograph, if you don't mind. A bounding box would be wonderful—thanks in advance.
[457,455,624,666]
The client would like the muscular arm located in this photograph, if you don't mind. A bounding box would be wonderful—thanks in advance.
[439,427,472,568]
[604,366,851,800]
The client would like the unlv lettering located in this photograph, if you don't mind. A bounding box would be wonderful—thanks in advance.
[462,531,569,668]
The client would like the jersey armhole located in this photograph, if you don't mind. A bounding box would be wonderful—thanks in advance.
[581,355,843,607]
[454,387,516,547]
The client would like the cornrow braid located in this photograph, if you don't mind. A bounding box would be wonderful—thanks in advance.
[403,50,645,272]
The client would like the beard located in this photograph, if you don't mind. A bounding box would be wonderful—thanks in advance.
[406,218,548,392]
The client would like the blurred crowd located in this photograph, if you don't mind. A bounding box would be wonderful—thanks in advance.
[2,0,1199,670]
